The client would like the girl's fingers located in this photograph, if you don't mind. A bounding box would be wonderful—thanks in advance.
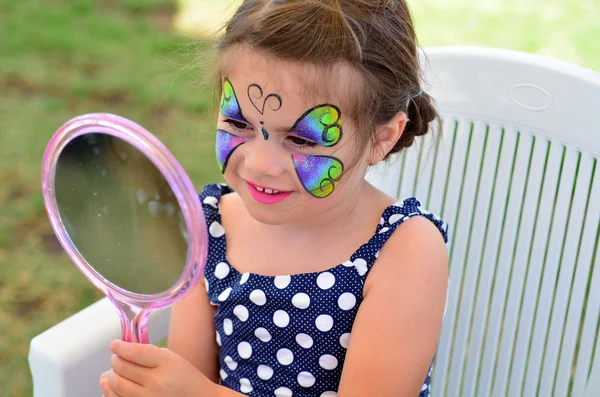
[106,370,143,397]
[110,340,161,368]
[110,354,147,385]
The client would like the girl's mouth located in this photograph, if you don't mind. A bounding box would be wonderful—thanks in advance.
[245,182,291,205]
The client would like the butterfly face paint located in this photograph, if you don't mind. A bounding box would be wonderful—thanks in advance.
[292,154,344,198]
[217,79,247,174]
[290,105,342,147]
[216,130,245,174]
[289,104,344,198]
[217,78,345,198]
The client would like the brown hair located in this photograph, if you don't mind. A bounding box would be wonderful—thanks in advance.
[211,0,439,160]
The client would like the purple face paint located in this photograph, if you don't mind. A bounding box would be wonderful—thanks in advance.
[290,104,342,147]
[292,153,344,198]
[216,130,245,174]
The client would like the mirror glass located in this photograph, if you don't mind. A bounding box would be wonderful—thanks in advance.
[54,132,189,295]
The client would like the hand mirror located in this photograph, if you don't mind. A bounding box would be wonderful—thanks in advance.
[41,113,208,343]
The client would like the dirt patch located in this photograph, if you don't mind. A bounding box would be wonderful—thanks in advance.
[152,8,174,30]
[14,296,44,318]
[40,233,63,254]
[3,75,36,96]
[91,89,129,107]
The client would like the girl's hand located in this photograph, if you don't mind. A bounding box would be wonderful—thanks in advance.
[99,340,216,397]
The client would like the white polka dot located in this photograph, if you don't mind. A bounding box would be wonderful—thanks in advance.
[274,387,293,397]
[214,262,230,279]
[255,327,272,342]
[274,275,291,289]
[223,318,233,335]
[292,293,311,309]
[354,258,368,276]
[296,333,313,349]
[298,371,316,388]
[338,293,357,311]
[379,227,390,234]
[319,354,339,370]
[340,333,351,348]
[204,277,209,293]
[273,310,290,328]
[240,273,250,284]
[342,260,354,267]
[375,250,380,258]
[218,287,232,301]
[421,384,428,392]
[224,356,238,371]
[316,314,334,332]
[237,342,252,359]
[216,331,222,346]
[389,213,404,224]
[219,369,228,380]
[321,392,337,397]
[277,348,294,365]
[250,289,267,306]
[239,378,253,394]
[203,196,219,208]
[257,365,274,380]
[234,305,249,322]
[317,272,336,290]
[380,216,384,225]
[209,221,225,238]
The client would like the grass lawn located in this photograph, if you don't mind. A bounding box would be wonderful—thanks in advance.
[0,0,598,396]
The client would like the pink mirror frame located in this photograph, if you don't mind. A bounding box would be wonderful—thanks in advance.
[41,113,208,343]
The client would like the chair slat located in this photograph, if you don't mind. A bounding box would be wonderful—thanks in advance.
[427,118,457,216]
[461,125,515,396]
[492,134,549,397]
[443,121,487,395]
[521,147,579,397]
[571,170,600,397]
[477,127,527,397]
[398,134,422,200]
[447,123,500,395]
[553,156,598,397]
[414,127,438,206]
[431,119,473,395]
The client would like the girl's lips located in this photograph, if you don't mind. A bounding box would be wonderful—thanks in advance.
[246,182,292,205]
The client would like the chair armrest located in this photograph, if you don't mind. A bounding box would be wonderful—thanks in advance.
[28,297,171,397]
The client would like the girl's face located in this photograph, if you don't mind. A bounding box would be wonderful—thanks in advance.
[215,47,372,226]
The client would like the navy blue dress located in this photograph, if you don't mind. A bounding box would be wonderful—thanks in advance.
[200,184,449,396]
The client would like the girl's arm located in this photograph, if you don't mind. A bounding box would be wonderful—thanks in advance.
[168,279,220,383]
[337,215,449,397]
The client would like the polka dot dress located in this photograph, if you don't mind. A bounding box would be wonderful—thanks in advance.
[200,184,448,396]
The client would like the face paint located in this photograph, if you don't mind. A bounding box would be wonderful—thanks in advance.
[216,129,245,174]
[220,78,245,121]
[290,104,342,147]
[292,153,344,198]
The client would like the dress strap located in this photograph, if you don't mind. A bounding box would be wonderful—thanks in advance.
[347,197,449,278]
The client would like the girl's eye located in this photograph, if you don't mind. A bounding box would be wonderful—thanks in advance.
[287,135,318,148]
[224,119,251,130]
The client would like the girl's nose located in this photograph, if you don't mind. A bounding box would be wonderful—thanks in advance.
[243,138,287,178]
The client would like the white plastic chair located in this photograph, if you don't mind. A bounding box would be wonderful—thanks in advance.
[29,46,600,397]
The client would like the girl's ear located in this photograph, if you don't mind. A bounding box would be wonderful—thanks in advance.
[369,112,407,164]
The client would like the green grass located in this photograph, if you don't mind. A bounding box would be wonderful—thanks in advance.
[0,1,221,395]
[0,0,598,396]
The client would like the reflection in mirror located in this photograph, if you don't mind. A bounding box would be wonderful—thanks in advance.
[54,133,189,295]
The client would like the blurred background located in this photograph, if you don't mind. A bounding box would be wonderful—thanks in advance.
[0,0,598,395]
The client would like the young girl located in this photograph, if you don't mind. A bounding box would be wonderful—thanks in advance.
[99,1,449,396]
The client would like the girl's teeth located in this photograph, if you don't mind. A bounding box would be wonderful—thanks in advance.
[254,185,280,194]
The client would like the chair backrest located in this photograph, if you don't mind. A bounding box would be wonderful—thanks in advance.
[366,46,600,397]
